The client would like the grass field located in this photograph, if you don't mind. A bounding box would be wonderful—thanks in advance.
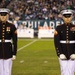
[12,39,60,75]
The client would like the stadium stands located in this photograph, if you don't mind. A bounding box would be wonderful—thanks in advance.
[0,0,75,20]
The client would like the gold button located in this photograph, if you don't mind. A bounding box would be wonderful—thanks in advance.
[3,24,5,25]
[67,31,68,33]
[66,36,68,38]
[3,26,5,27]
[3,33,4,34]
[3,30,5,32]
[3,28,5,29]
[2,36,4,38]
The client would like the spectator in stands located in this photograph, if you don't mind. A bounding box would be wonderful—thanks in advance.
[0,0,74,20]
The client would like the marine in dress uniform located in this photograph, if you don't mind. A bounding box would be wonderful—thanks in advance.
[54,9,75,75]
[0,8,17,75]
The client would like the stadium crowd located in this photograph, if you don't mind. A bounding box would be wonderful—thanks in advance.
[0,0,75,21]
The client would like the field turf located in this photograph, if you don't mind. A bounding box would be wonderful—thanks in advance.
[12,39,60,75]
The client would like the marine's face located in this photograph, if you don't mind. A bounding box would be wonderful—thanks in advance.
[62,14,72,24]
[0,13,8,22]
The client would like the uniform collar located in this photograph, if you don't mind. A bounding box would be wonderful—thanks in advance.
[1,21,7,24]
[64,23,71,26]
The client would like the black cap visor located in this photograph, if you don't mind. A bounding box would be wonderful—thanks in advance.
[63,14,72,18]
[0,12,8,16]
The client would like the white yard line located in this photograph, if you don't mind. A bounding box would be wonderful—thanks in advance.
[18,39,37,52]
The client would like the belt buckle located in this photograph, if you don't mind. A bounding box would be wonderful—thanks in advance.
[66,40,69,43]
[2,39,5,42]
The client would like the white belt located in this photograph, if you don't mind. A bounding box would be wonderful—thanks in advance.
[60,40,75,43]
[0,40,12,43]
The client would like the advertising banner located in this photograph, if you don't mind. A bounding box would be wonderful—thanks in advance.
[17,20,75,38]
[17,20,75,30]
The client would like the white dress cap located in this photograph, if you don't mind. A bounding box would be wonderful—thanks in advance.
[0,8,10,13]
[61,9,74,15]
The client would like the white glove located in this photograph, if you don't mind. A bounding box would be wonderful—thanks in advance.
[12,55,16,60]
[59,54,66,60]
[70,54,75,60]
